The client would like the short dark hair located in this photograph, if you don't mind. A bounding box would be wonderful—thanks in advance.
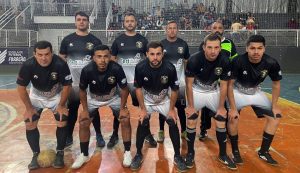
[34,41,53,52]
[246,35,266,46]
[124,12,136,21]
[203,33,221,46]
[147,41,163,52]
[75,11,89,21]
[167,20,177,26]
[93,45,110,55]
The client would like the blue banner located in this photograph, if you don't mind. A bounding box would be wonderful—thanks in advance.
[0,48,29,65]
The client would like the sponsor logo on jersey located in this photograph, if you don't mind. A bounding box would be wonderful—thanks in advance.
[278,70,282,76]
[144,77,148,81]
[51,72,58,80]
[69,43,74,47]
[227,71,231,77]
[120,53,142,66]
[0,49,7,64]
[175,80,179,85]
[65,74,72,80]
[261,70,268,78]
[177,47,184,54]
[121,43,124,46]
[214,67,223,76]
[33,75,38,79]
[243,70,247,75]
[92,80,96,84]
[136,41,143,48]
[163,49,167,53]
[121,78,127,84]
[200,68,203,71]
[86,42,94,50]
[161,75,168,84]
[108,76,116,84]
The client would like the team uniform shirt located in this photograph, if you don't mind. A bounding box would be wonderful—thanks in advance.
[134,59,179,115]
[161,38,190,100]
[59,33,102,87]
[79,61,127,111]
[16,55,72,111]
[230,53,282,115]
[185,51,231,112]
[111,33,148,84]
[199,37,238,60]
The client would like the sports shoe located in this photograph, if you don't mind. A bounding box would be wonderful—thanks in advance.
[232,152,244,165]
[107,134,119,149]
[123,151,132,167]
[145,134,157,148]
[28,152,39,170]
[258,150,278,165]
[157,130,164,143]
[96,134,105,148]
[185,152,195,169]
[52,151,64,168]
[71,153,90,169]
[199,130,208,141]
[130,154,143,171]
[65,136,73,148]
[218,155,237,170]
[174,155,188,172]
[181,130,187,140]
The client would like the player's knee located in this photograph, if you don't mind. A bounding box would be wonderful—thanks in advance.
[166,118,176,127]
[79,117,91,129]
[187,119,196,128]
[120,115,130,126]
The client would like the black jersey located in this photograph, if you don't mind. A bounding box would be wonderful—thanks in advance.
[17,55,72,98]
[199,37,238,60]
[59,32,102,85]
[79,61,127,101]
[231,53,282,88]
[185,51,231,89]
[134,59,179,103]
[111,33,148,83]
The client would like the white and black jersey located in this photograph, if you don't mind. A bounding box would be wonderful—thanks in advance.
[17,55,72,99]
[79,61,127,110]
[161,38,189,100]
[134,59,179,105]
[186,51,231,92]
[111,33,148,84]
[60,33,102,86]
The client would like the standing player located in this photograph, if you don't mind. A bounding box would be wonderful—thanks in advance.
[185,34,237,170]
[198,21,238,140]
[59,11,104,148]
[227,35,282,165]
[130,42,187,172]
[71,45,132,169]
[158,20,190,142]
[17,41,72,169]
[111,12,157,148]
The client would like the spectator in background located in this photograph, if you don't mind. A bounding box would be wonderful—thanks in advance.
[231,20,243,42]
[197,3,206,14]
[222,16,232,29]
[208,3,216,14]
[288,17,299,29]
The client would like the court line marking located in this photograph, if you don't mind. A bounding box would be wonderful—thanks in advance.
[0,82,16,88]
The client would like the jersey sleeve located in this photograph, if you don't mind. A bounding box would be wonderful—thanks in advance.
[220,58,232,81]
[169,65,179,91]
[59,37,68,55]
[111,40,118,56]
[59,61,73,86]
[16,61,32,86]
[79,68,89,90]
[116,65,128,89]
[185,54,198,77]
[134,65,143,88]
[268,59,282,81]
[142,38,149,55]
[183,42,190,60]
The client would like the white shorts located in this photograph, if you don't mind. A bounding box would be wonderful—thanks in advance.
[87,94,121,114]
[145,99,172,118]
[30,95,61,112]
[190,87,220,113]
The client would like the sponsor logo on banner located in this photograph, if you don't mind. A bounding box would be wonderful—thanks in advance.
[0,48,28,65]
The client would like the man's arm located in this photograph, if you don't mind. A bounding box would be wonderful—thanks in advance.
[227,79,239,119]
[79,88,88,111]
[271,80,281,117]
[120,86,129,109]
[218,80,228,111]
[185,76,195,108]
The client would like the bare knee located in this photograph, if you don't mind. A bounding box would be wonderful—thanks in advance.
[79,117,91,129]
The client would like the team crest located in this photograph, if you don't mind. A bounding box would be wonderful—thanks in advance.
[261,70,268,78]
[108,76,116,84]
[161,76,168,84]
[50,72,58,80]
[136,41,143,48]
[86,42,94,50]
[177,47,184,54]
[214,67,223,76]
